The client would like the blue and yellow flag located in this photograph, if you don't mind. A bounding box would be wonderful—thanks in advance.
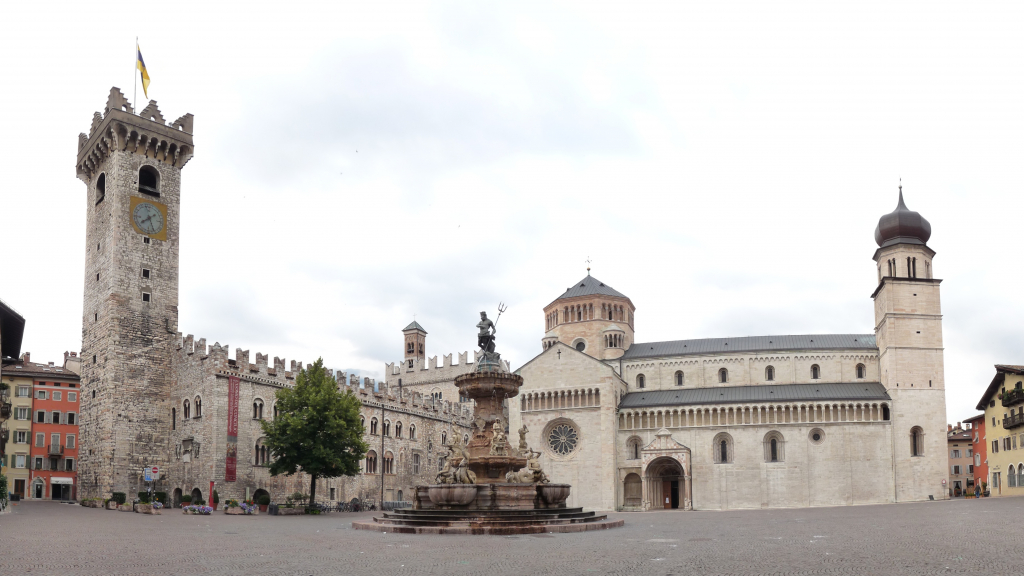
[136,44,151,99]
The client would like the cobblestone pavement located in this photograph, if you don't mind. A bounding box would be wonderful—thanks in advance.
[1,498,1022,575]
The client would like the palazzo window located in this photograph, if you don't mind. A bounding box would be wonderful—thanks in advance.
[253,399,264,420]
[370,417,379,435]
[395,421,403,439]
[365,450,378,474]
[383,420,391,437]
[194,396,202,418]
[384,452,394,475]
[409,424,416,440]
[183,400,190,419]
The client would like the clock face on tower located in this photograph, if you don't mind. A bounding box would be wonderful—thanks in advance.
[128,196,168,240]
[133,202,164,235]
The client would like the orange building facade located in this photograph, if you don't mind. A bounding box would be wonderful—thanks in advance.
[964,413,987,494]
[28,370,80,499]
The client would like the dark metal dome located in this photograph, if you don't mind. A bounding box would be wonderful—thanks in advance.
[874,186,931,247]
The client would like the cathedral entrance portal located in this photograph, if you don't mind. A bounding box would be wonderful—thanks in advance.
[639,428,692,510]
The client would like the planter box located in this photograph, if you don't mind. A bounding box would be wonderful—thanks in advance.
[135,504,161,514]
[118,504,134,512]
[106,501,119,510]
[276,507,304,516]
[223,507,258,515]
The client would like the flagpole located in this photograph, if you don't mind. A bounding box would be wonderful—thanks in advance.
[133,37,137,113]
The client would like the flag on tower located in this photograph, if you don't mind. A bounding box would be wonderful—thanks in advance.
[136,44,151,99]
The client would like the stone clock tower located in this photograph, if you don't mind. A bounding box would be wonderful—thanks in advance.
[872,185,948,502]
[75,87,194,498]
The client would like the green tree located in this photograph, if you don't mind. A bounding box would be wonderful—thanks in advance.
[260,358,368,503]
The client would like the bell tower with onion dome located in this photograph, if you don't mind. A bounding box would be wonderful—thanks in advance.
[541,270,635,361]
[871,183,948,502]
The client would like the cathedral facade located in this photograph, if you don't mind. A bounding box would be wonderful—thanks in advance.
[75,89,471,504]
[510,190,948,511]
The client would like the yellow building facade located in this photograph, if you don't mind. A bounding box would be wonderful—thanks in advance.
[976,365,1024,496]
[2,369,34,499]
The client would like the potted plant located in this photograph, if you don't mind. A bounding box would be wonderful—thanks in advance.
[180,494,192,508]
[212,490,220,511]
[258,494,270,512]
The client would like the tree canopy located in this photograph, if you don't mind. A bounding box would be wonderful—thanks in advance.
[260,358,368,502]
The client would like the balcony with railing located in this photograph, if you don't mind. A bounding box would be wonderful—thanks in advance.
[48,443,64,456]
[1004,413,1024,430]
[1002,388,1024,408]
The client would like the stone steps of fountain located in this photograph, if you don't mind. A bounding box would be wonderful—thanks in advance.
[352,508,624,535]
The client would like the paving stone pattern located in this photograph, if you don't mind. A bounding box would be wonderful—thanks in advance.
[2,498,1022,575]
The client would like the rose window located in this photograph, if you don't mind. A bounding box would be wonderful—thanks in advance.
[547,423,579,456]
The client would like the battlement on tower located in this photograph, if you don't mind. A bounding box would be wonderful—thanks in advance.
[386,350,511,383]
[76,86,194,182]
[172,333,472,424]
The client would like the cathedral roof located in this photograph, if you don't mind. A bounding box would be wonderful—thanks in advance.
[622,334,876,360]
[403,320,427,333]
[549,274,628,306]
[620,382,890,409]
[874,186,932,248]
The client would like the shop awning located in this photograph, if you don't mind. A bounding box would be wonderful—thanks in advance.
[49,477,73,485]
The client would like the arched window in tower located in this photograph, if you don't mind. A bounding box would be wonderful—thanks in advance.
[407,342,414,354]
[96,173,106,205]
[409,424,416,440]
[881,404,890,421]
[577,307,582,321]
[765,365,775,381]
[395,421,403,439]
[194,396,202,418]
[171,407,176,430]
[441,431,447,445]
[273,403,279,419]
[370,417,378,435]
[253,399,264,419]
[910,426,924,456]
[719,368,728,383]
[811,364,820,380]
[183,399,190,419]
[383,419,391,437]
[912,257,917,278]
[675,371,684,386]
[887,259,892,277]
[138,165,160,197]
[907,257,912,278]
[856,364,866,379]
[636,374,646,389]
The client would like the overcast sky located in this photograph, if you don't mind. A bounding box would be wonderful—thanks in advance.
[2,1,1022,423]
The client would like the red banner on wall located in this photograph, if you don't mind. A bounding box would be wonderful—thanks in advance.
[226,376,239,482]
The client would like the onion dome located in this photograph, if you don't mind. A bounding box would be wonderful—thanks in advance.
[874,185,931,247]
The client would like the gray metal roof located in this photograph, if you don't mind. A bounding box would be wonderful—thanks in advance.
[619,382,890,409]
[622,334,876,360]
[549,275,628,306]
[403,321,427,333]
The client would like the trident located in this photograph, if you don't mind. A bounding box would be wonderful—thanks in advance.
[493,302,508,328]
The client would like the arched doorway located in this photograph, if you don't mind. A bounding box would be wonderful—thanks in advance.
[645,457,684,510]
[172,488,183,508]
[191,487,203,504]
[253,488,269,505]
[32,478,45,499]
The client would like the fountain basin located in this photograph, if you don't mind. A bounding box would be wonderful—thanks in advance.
[428,485,477,507]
